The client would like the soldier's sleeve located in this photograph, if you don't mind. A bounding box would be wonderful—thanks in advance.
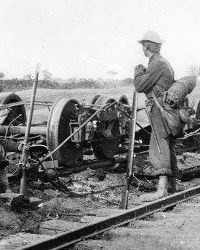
[134,60,163,93]
[0,139,20,152]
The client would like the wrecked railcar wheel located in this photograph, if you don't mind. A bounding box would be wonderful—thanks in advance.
[118,94,129,105]
[195,100,200,120]
[0,93,26,126]
[84,94,101,106]
[47,97,83,166]
[91,95,121,159]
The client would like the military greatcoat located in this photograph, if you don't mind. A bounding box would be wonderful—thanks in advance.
[134,52,178,177]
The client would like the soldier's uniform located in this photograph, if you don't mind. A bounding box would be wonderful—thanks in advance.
[134,52,178,178]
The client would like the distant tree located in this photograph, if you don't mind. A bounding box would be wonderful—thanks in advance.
[197,67,200,76]
[122,78,134,85]
[187,65,200,76]
[42,69,53,81]
[0,72,4,92]
[23,74,32,80]
[0,72,4,79]
[107,70,118,76]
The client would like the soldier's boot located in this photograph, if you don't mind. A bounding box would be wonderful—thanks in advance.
[168,177,176,194]
[140,175,168,202]
[0,168,9,193]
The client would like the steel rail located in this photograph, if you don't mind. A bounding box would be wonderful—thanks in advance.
[22,184,200,250]
[57,155,127,176]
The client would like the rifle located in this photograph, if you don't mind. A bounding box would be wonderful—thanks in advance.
[19,65,40,200]
[119,90,138,209]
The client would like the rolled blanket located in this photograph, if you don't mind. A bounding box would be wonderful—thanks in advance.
[164,75,196,107]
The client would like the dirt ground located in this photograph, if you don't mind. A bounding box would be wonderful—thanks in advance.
[1,158,200,244]
[1,167,200,249]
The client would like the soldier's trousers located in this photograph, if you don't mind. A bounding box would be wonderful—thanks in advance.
[147,100,178,178]
[149,132,178,177]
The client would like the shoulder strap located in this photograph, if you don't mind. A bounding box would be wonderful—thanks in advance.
[152,92,164,112]
[154,85,165,94]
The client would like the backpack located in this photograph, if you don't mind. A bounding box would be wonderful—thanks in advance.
[152,92,184,136]
[163,75,196,108]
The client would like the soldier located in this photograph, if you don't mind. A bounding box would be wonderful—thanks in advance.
[134,31,178,202]
[0,139,23,193]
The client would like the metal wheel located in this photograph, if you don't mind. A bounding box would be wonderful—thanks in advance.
[84,94,101,106]
[47,97,82,166]
[195,100,200,120]
[94,96,116,106]
[91,95,120,159]
[118,94,129,105]
[0,93,26,125]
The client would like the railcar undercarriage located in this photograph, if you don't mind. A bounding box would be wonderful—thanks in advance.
[0,91,199,184]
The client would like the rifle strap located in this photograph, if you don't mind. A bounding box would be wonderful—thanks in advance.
[152,92,164,112]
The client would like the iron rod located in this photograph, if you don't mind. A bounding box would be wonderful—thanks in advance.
[19,65,40,197]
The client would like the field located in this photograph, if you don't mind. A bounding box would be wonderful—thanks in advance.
[8,86,149,127]
[6,81,200,129]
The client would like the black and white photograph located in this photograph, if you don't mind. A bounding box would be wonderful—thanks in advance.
[0,0,199,249]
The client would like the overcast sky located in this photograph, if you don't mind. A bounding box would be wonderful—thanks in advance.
[0,0,199,79]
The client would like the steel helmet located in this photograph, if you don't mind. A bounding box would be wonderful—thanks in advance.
[138,31,164,44]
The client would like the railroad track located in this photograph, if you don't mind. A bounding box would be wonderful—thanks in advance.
[2,184,197,250]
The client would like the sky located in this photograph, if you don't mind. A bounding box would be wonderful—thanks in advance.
[0,0,199,79]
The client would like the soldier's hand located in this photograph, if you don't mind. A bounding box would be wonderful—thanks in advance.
[134,64,146,75]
